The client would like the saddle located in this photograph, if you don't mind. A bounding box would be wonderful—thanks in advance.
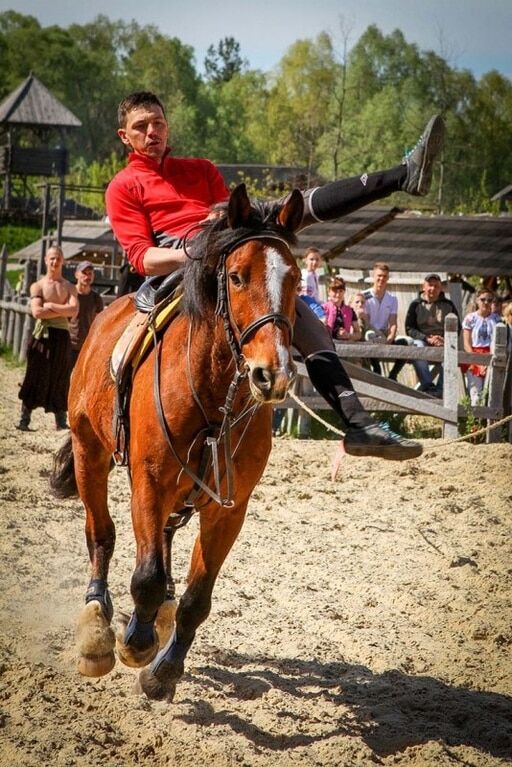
[111,271,184,465]
[111,271,184,379]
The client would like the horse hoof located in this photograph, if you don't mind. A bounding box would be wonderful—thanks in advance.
[155,599,177,648]
[115,614,159,669]
[137,667,177,702]
[78,650,116,677]
[76,600,116,677]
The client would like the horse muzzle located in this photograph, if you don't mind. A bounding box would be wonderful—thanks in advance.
[247,361,297,403]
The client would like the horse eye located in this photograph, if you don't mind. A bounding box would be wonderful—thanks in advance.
[229,272,243,287]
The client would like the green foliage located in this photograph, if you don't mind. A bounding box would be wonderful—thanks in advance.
[0,224,40,253]
[204,37,247,83]
[0,11,511,214]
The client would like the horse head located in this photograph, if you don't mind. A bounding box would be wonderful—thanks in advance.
[223,184,303,403]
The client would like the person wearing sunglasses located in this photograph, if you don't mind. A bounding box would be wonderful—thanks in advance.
[462,288,500,405]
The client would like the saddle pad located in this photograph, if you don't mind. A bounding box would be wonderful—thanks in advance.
[131,294,183,372]
[110,294,182,380]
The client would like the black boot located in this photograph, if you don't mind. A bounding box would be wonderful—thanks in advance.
[55,411,69,430]
[16,404,31,431]
[305,351,422,460]
[344,423,422,460]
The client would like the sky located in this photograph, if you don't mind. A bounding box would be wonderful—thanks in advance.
[2,0,511,80]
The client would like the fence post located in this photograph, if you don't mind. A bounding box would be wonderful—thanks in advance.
[297,375,312,438]
[13,306,24,358]
[19,309,32,363]
[6,302,15,348]
[0,244,7,300]
[443,313,459,439]
[486,322,508,444]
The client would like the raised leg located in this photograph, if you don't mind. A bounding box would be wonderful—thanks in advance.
[138,502,248,701]
[73,428,117,677]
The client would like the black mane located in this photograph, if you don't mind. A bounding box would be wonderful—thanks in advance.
[180,199,298,319]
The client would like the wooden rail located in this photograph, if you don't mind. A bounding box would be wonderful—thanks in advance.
[1,297,510,442]
[279,315,511,443]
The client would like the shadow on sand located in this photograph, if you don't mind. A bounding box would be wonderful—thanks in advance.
[176,650,512,760]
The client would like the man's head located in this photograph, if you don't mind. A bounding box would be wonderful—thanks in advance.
[117,91,168,162]
[45,245,64,275]
[75,261,95,293]
[372,262,390,293]
[304,248,321,272]
[422,273,442,303]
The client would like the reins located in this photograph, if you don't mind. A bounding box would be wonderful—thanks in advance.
[152,232,294,509]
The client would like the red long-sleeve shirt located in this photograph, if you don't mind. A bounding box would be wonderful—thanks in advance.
[105,149,230,275]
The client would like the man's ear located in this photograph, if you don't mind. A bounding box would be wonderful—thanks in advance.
[117,128,131,148]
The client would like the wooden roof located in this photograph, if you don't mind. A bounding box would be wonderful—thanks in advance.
[0,74,81,129]
[14,221,115,262]
[298,208,512,276]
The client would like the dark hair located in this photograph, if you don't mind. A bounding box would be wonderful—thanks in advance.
[117,91,166,128]
[329,277,346,291]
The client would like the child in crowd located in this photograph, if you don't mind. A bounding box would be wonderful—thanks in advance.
[302,247,324,302]
[350,291,369,336]
[322,277,361,342]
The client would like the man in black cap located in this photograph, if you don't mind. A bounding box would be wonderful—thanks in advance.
[69,261,104,367]
[405,274,460,396]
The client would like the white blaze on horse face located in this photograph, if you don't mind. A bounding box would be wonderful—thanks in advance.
[265,246,290,313]
[265,246,292,368]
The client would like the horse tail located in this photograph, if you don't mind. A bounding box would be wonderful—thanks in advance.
[49,435,78,498]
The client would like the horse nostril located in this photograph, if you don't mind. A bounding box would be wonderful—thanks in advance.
[251,367,273,391]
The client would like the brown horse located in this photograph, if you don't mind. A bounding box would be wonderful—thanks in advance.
[50,184,303,701]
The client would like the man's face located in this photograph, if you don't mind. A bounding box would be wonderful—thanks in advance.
[373,268,389,291]
[423,279,442,302]
[117,104,169,162]
[45,248,64,275]
[76,267,94,289]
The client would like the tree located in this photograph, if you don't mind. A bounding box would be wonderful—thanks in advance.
[263,33,341,180]
[204,37,247,83]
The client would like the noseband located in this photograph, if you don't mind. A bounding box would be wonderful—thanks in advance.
[215,234,294,367]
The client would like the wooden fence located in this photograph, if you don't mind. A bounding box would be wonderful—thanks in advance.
[279,315,512,443]
[1,287,511,443]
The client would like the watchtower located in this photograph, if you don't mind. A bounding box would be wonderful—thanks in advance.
[0,73,81,214]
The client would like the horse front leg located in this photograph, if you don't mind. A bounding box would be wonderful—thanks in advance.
[114,479,168,670]
[138,501,248,702]
[73,434,117,678]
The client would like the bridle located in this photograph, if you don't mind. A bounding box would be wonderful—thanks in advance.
[215,233,295,365]
[152,232,296,509]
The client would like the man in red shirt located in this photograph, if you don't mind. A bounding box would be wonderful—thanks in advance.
[106,91,445,460]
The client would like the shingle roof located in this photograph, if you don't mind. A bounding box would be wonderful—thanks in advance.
[0,73,81,128]
[309,209,512,276]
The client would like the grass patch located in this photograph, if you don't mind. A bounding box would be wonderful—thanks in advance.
[0,341,25,368]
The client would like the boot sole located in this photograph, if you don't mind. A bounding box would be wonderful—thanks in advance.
[417,117,446,195]
[344,443,423,460]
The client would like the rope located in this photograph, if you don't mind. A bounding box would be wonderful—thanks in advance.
[289,390,345,437]
[288,389,512,448]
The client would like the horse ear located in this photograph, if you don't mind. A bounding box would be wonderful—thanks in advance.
[277,189,304,232]
[228,183,252,229]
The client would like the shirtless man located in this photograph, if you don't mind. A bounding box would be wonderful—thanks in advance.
[17,246,78,431]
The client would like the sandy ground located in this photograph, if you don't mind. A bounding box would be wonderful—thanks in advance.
[0,357,511,767]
